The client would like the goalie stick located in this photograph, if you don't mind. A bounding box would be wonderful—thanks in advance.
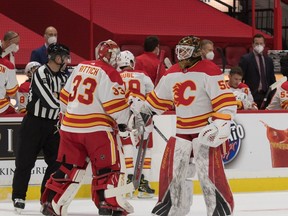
[155,50,166,85]
[132,112,152,189]
[260,76,287,109]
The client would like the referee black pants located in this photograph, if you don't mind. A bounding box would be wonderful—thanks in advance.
[12,114,60,201]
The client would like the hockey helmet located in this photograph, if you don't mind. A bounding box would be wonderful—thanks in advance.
[175,36,201,61]
[117,50,135,70]
[24,61,41,78]
[47,43,70,62]
[95,40,120,68]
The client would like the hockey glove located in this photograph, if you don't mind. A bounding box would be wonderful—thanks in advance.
[198,118,231,148]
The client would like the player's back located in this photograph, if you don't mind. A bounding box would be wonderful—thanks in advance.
[119,69,154,100]
[60,60,129,133]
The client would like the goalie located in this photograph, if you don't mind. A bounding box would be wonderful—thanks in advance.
[40,40,133,216]
[135,36,237,216]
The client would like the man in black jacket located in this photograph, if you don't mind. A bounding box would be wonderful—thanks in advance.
[12,43,70,215]
[239,33,276,109]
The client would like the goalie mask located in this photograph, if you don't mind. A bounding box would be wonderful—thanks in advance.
[117,50,135,70]
[95,40,120,68]
[175,36,201,69]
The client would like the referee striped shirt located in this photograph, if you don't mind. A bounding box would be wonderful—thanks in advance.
[26,64,68,120]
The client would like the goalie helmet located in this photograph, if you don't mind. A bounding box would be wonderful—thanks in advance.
[117,50,135,70]
[95,40,120,68]
[175,36,201,69]
[24,61,41,78]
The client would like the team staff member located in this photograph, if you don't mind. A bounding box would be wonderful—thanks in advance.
[12,43,70,214]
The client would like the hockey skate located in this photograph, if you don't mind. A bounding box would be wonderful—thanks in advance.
[137,174,155,198]
[13,198,25,214]
[98,207,113,215]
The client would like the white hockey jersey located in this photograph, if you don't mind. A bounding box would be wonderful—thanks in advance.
[119,69,154,100]
[60,60,130,133]
[266,81,288,110]
[229,82,257,110]
[0,58,19,114]
[17,80,30,113]
[146,59,237,135]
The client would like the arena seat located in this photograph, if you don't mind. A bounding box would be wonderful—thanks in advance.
[225,46,248,68]
[213,47,225,69]
[120,45,144,57]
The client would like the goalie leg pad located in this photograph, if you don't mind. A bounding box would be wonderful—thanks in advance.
[41,163,87,216]
[151,136,193,216]
[194,140,234,216]
[92,168,134,215]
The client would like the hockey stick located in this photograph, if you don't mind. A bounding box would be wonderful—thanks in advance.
[154,124,168,142]
[260,76,287,109]
[216,47,226,73]
[155,50,166,85]
[164,57,172,69]
[132,125,149,189]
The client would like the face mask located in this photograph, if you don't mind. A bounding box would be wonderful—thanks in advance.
[254,45,264,54]
[13,44,19,53]
[48,36,57,45]
[1,43,18,57]
[205,51,214,60]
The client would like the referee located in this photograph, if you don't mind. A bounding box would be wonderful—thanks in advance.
[12,43,70,214]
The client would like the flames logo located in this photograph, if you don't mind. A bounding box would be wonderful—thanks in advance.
[173,80,196,107]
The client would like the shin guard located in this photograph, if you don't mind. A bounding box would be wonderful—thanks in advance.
[151,136,193,216]
[194,139,234,216]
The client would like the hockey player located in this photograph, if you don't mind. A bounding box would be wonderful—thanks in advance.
[17,61,41,113]
[134,36,237,216]
[228,66,258,110]
[41,40,134,216]
[117,50,155,198]
[0,31,19,116]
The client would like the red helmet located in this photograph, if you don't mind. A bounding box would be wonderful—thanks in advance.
[95,40,120,68]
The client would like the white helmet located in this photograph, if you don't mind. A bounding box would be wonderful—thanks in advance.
[117,50,135,70]
[24,61,41,78]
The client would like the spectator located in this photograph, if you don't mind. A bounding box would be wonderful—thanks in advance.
[0,31,20,115]
[266,54,288,110]
[135,36,166,85]
[117,50,155,198]
[239,33,276,109]
[30,26,58,64]
[228,66,258,110]
[12,43,70,215]
[200,39,214,60]
[40,40,133,216]
[17,61,41,113]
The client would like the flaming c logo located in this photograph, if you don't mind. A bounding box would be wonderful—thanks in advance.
[173,80,196,107]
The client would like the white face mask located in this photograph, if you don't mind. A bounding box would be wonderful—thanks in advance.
[48,36,57,45]
[254,45,264,54]
[1,43,19,58]
[205,51,214,60]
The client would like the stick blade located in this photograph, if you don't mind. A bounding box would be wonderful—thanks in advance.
[270,76,287,90]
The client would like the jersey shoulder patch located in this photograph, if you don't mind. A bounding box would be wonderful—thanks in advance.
[238,82,249,89]
[19,81,30,93]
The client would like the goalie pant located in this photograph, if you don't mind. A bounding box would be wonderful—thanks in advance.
[41,130,134,216]
[151,135,234,216]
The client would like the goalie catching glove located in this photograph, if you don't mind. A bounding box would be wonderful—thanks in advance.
[198,117,231,148]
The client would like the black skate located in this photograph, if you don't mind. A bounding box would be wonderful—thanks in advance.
[137,174,155,198]
[99,207,113,215]
[40,202,57,216]
[13,198,25,214]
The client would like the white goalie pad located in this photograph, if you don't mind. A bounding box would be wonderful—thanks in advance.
[198,119,231,148]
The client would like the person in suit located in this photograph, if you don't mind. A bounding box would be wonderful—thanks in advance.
[239,33,276,109]
[30,26,58,64]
